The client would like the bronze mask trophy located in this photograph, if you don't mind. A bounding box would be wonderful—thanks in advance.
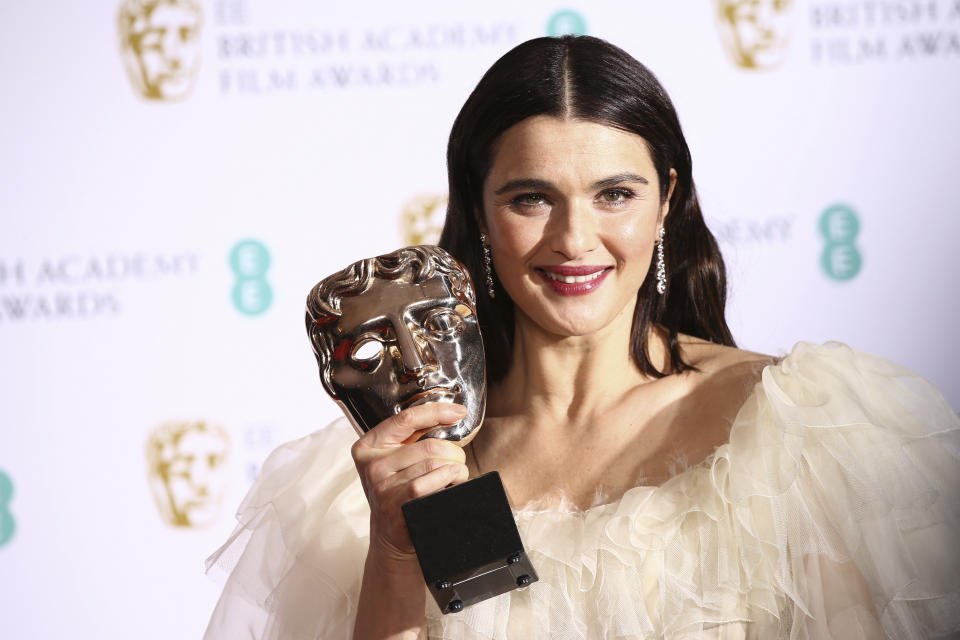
[305,245,537,614]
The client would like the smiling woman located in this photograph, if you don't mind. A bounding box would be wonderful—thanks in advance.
[204,36,960,640]
[479,116,669,342]
[440,39,734,386]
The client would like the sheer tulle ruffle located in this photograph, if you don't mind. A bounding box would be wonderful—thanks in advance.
[204,342,960,639]
[204,424,368,640]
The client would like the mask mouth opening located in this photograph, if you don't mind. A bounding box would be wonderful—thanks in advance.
[399,384,461,412]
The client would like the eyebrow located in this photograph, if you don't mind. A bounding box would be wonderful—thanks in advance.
[493,172,649,195]
[347,298,458,333]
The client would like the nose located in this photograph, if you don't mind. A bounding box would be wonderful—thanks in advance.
[393,324,439,384]
[162,29,184,65]
[548,199,599,260]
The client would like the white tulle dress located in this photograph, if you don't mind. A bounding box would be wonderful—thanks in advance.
[203,342,960,639]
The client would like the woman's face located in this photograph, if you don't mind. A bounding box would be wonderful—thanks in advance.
[482,116,673,338]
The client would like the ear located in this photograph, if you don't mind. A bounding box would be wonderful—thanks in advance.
[474,206,488,235]
[659,168,678,224]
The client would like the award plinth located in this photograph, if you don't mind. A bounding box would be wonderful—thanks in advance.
[402,471,538,614]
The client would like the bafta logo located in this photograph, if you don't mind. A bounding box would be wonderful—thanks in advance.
[400,194,448,246]
[117,0,203,101]
[715,0,794,70]
[146,421,229,528]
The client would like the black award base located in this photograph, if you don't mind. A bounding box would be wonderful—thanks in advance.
[401,471,538,614]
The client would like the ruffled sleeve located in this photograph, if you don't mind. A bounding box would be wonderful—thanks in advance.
[721,341,960,639]
[203,418,369,640]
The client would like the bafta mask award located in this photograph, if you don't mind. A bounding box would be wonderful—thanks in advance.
[306,245,538,613]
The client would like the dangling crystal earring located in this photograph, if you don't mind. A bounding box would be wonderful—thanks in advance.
[480,233,495,299]
[656,227,667,295]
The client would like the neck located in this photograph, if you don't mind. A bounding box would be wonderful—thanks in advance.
[489,305,667,428]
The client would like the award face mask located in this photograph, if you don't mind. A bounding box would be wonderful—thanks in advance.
[306,245,486,443]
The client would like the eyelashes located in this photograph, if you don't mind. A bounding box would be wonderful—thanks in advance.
[508,188,639,211]
[596,188,637,205]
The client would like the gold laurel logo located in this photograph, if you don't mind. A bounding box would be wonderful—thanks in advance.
[118,0,203,101]
[715,0,795,70]
[400,194,449,246]
[146,420,229,528]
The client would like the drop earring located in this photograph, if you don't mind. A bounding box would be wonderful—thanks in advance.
[656,227,667,295]
[480,233,495,299]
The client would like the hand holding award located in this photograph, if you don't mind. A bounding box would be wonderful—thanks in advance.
[305,245,537,614]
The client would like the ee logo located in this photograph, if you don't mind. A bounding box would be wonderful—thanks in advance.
[230,239,273,315]
[819,204,862,281]
[0,470,15,548]
[547,9,587,37]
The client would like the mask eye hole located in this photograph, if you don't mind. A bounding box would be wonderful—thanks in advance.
[424,308,464,339]
[352,338,384,364]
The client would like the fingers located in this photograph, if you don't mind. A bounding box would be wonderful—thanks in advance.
[364,436,466,486]
[351,403,473,557]
[402,461,471,501]
[357,403,467,450]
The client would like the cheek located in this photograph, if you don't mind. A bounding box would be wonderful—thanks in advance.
[602,216,657,262]
[330,362,385,395]
[487,215,547,269]
[430,341,460,371]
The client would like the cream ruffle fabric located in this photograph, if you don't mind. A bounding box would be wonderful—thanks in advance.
[204,342,960,639]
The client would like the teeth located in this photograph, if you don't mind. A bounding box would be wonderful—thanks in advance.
[542,270,605,284]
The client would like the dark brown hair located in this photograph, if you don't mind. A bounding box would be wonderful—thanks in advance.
[439,35,734,383]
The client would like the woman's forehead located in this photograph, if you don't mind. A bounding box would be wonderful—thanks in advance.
[486,116,655,185]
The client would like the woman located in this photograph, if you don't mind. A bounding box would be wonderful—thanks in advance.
[205,36,960,639]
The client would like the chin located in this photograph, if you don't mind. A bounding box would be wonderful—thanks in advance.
[541,313,617,339]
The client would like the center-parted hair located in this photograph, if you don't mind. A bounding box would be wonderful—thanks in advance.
[439,35,735,383]
[305,245,476,394]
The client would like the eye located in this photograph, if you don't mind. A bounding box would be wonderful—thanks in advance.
[511,193,549,208]
[351,338,384,364]
[141,30,162,48]
[598,188,635,205]
[424,308,464,339]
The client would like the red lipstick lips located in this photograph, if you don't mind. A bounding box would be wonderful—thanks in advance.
[535,265,612,296]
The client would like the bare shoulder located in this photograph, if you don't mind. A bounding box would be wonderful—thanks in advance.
[676,335,777,388]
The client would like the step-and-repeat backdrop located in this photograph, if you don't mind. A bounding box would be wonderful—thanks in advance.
[2,0,958,637]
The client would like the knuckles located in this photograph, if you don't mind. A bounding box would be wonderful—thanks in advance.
[407,474,435,500]
[393,408,417,430]
[420,437,447,458]
[350,439,365,459]
[417,436,465,463]
[363,456,389,484]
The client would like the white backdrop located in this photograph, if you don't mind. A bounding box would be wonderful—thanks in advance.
[2,1,959,638]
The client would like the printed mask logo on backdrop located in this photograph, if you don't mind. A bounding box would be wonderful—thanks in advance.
[819,203,862,281]
[0,470,15,548]
[715,0,795,69]
[146,421,230,528]
[716,0,960,67]
[230,239,273,316]
[117,0,519,96]
[400,194,448,246]
[118,0,203,101]
[547,9,588,36]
